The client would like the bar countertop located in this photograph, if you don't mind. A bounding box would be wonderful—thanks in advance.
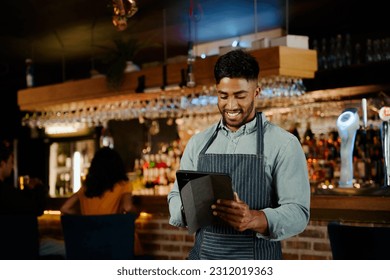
[46,190,390,223]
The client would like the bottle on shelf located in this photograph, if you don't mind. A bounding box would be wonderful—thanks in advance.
[25,58,34,88]
[302,121,315,159]
[365,38,374,63]
[344,33,352,66]
[100,123,114,149]
[319,38,328,70]
[335,34,345,68]
[328,37,337,69]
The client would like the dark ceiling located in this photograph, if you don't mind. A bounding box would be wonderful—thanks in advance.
[0,0,388,86]
[0,0,389,141]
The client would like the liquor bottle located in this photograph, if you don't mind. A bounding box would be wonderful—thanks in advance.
[328,37,337,69]
[302,121,315,159]
[100,124,114,148]
[365,39,374,63]
[370,128,384,185]
[25,58,34,88]
[319,38,328,70]
[354,42,362,65]
[344,33,352,66]
[335,34,345,68]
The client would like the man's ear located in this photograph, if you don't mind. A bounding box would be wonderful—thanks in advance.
[255,86,261,97]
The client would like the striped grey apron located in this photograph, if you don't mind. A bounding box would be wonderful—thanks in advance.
[188,112,282,259]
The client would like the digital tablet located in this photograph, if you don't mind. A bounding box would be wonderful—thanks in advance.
[176,170,232,191]
[175,169,235,234]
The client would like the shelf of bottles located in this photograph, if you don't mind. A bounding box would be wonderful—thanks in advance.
[298,122,383,192]
[49,139,95,197]
[128,95,385,196]
[312,33,390,71]
[131,140,184,196]
[261,88,387,192]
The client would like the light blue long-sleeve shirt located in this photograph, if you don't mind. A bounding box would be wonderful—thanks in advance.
[167,114,310,241]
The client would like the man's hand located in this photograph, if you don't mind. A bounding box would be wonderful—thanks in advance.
[211,192,269,235]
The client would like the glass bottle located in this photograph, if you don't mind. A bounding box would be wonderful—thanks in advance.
[328,37,337,69]
[319,38,328,70]
[25,58,34,88]
[100,123,114,149]
[335,34,345,68]
[344,33,352,66]
[365,39,373,63]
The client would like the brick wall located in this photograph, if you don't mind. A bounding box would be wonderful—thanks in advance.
[135,214,334,260]
[282,220,332,260]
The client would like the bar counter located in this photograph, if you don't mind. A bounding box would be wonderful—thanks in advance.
[45,190,390,222]
[133,193,390,223]
[41,191,390,260]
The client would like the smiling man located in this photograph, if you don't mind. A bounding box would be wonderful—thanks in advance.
[167,49,310,260]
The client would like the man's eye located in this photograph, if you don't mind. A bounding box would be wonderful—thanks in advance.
[219,95,228,99]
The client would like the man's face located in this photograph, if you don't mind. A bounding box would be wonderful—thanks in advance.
[216,77,259,131]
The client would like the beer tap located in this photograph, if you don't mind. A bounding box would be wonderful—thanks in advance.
[379,106,390,187]
[336,108,359,188]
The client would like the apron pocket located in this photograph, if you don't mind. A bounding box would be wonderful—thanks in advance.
[200,231,254,260]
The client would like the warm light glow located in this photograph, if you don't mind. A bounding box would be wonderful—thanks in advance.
[73,152,81,192]
[138,212,152,219]
[43,210,61,215]
[45,123,88,136]
[46,125,79,134]
[19,176,25,190]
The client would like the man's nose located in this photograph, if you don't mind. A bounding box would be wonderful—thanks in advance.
[226,97,237,109]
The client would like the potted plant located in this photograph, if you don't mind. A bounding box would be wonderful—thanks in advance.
[102,37,146,90]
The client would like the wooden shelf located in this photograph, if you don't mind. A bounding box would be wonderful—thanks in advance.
[311,194,390,223]
[17,47,317,112]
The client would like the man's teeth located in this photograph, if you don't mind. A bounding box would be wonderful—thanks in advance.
[227,112,239,117]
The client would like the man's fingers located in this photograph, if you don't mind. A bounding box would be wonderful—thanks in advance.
[234,192,242,202]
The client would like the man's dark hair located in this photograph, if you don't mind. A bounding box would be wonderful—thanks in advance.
[214,49,260,84]
[84,147,128,198]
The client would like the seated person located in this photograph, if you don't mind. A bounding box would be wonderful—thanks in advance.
[60,147,143,256]
[0,139,64,259]
[0,140,46,216]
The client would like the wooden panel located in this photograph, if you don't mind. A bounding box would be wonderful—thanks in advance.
[47,194,390,223]
[17,47,317,112]
[253,46,318,78]
[166,62,187,85]
[311,195,390,211]
[194,56,219,86]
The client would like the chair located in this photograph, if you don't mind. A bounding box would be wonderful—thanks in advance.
[0,215,40,260]
[61,213,137,260]
[327,221,390,260]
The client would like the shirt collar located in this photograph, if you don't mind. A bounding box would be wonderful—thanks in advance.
[220,113,259,136]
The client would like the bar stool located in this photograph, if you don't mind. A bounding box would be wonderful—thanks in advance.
[61,213,137,260]
[327,221,390,260]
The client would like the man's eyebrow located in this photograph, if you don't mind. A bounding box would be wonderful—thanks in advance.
[217,90,248,94]
[233,90,248,95]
